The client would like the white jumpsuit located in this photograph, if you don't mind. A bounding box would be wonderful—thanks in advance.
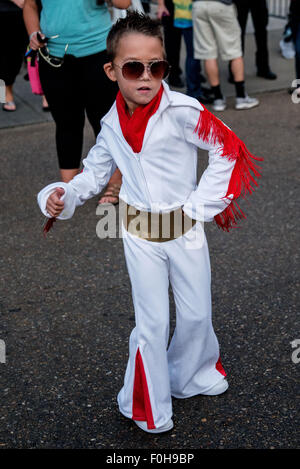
[37,82,256,430]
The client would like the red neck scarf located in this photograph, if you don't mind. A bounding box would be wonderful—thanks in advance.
[116,85,164,153]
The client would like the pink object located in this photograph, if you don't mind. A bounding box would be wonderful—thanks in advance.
[27,55,43,95]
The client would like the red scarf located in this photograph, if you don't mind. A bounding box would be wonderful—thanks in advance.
[116,85,164,153]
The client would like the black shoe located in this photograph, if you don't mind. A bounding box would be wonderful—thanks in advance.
[201,86,214,96]
[257,69,277,80]
[168,75,185,88]
[196,93,214,105]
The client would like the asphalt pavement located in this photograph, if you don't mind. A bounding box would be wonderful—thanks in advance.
[0,18,299,450]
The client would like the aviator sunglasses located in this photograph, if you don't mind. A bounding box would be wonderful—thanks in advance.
[113,60,170,80]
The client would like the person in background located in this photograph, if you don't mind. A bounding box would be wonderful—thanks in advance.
[158,0,184,88]
[290,0,300,96]
[232,0,277,80]
[192,0,259,112]
[0,0,28,112]
[279,9,295,60]
[23,0,130,206]
[175,0,213,103]
[158,0,212,104]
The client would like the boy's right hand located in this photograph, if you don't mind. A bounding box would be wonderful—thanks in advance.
[46,187,65,217]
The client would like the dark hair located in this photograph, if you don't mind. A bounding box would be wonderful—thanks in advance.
[106,11,165,61]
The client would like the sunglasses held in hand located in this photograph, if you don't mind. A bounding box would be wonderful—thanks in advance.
[39,43,69,68]
[113,60,170,80]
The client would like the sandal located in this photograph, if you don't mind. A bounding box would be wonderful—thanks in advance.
[2,101,16,112]
[42,96,50,112]
[98,182,121,205]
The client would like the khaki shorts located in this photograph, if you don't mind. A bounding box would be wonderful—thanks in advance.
[192,1,243,61]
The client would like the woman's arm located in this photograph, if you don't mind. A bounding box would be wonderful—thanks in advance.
[157,0,170,19]
[111,0,131,10]
[23,0,45,49]
[23,0,40,36]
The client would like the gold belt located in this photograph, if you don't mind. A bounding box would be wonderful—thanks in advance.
[122,202,197,243]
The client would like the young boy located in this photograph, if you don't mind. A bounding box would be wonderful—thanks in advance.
[37,12,262,433]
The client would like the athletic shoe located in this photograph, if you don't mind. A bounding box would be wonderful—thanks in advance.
[213,98,227,111]
[201,378,229,396]
[134,419,174,433]
[235,95,259,110]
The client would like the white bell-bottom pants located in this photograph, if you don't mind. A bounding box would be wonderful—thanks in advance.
[117,222,226,430]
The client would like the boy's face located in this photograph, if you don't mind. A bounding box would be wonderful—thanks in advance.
[104,33,165,114]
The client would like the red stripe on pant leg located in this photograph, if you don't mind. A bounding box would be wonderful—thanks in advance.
[216,355,227,377]
[132,348,156,430]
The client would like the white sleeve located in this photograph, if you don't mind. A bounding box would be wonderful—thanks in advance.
[37,133,117,220]
[182,107,236,222]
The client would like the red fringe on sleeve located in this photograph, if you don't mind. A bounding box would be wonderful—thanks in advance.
[194,105,263,232]
[43,217,56,237]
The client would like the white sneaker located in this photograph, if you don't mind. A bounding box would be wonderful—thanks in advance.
[213,98,227,111]
[134,418,174,433]
[235,95,259,110]
[201,378,229,396]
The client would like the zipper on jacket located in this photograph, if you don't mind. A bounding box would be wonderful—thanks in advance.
[134,154,153,207]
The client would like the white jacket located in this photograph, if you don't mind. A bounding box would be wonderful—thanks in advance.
[37,81,236,223]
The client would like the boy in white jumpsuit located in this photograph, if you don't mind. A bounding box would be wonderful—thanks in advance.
[37,12,262,433]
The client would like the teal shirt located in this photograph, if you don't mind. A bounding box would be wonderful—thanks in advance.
[40,0,112,58]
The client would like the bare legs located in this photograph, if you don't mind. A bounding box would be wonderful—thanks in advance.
[98,168,122,204]
[230,56,244,82]
[203,56,261,111]
[204,59,220,87]
[204,56,244,87]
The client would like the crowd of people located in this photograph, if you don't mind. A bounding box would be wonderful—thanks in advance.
[0,0,299,202]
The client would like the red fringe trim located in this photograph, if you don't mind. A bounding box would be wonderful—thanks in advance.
[43,217,56,237]
[194,105,263,231]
